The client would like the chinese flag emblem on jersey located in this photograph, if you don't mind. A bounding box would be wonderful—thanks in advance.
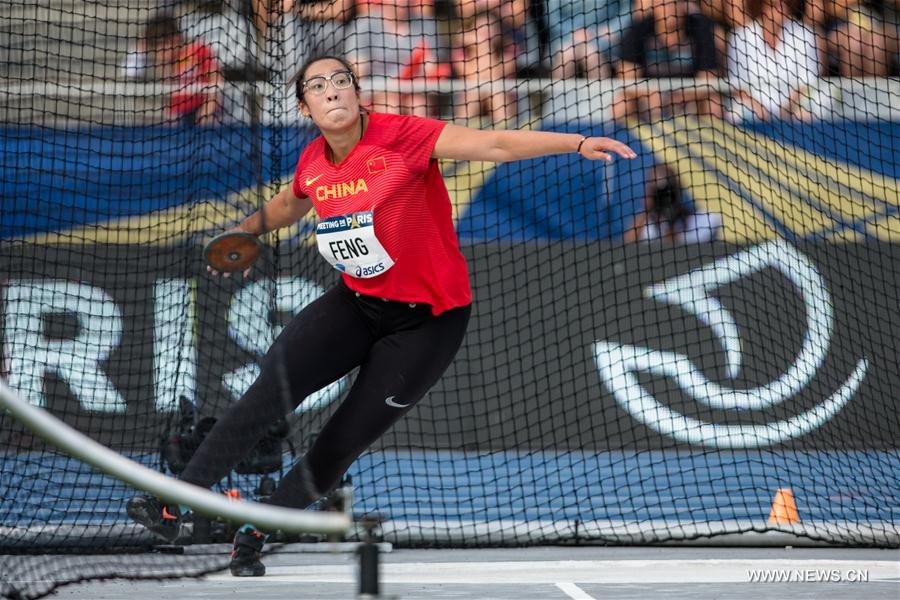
[367,156,386,174]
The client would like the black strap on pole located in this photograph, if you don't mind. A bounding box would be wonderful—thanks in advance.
[357,514,384,597]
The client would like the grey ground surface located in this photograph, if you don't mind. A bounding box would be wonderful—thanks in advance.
[44,545,899,599]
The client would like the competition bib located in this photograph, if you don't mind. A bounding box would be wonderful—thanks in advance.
[315,211,395,279]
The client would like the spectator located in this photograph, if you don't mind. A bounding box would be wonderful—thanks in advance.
[698,0,754,74]
[546,0,635,79]
[700,0,754,29]
[345,0,448,116]
[496,0,546,76]
[256,0,354,75]
[451,9,518,125]
[612,0,721,122]
[123,14,224,125]
[455,1,544,75]
[807,0,896,76]
[624,163,722,244]
[176,1,259,76]
[726,0,821,121]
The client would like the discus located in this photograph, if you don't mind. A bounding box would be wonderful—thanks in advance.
[203,231,262,273]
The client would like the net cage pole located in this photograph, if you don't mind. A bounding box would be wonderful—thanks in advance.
[0,379,350,537]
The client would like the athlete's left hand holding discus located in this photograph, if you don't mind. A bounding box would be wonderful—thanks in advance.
[129,56,638,578]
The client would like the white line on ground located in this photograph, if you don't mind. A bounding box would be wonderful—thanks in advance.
[555,582,596,600]
[205,559,899,584]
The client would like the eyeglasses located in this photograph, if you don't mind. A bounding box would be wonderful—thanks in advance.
[302,71,354,95]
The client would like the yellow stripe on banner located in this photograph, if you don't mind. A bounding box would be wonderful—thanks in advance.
[442,117,531,226]
[699,116,900,209]
[862,211,900,241]
[825,228,864,242]
[690,116,884,224]
[443,160,495,225]
[657,118,834,236]
[626,118,775,243]
[18,184,313,246]
[21,200,241,246]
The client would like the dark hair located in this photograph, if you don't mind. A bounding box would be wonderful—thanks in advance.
[294,55,360,103]
[748,0,801,20]
[144,14,181,49]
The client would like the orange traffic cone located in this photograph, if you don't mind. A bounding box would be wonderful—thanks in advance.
[768,488,800,524]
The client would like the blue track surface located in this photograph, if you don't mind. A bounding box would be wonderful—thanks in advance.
[2,450,897,527]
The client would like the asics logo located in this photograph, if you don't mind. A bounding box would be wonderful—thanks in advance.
[305,174,323,186]
[384,396,409,409]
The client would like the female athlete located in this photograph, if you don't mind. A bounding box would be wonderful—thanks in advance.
[128,55,637,576]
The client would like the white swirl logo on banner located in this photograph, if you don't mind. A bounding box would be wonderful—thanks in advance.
[594,239,869,448]
[225,277,347,414]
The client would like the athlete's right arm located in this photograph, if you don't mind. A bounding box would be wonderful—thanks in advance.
[235,183,313,236]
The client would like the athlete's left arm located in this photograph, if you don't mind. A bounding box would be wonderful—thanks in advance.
[432,123,637,163]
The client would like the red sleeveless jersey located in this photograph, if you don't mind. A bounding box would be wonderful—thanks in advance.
[292,112,471,315]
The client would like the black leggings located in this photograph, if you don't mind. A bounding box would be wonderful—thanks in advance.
[180,281,471,509]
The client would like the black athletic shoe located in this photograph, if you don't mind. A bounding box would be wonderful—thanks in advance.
[126,495,183,542]
[230,524,267,577]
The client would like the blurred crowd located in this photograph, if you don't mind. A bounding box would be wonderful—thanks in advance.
[124,0,899,125]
